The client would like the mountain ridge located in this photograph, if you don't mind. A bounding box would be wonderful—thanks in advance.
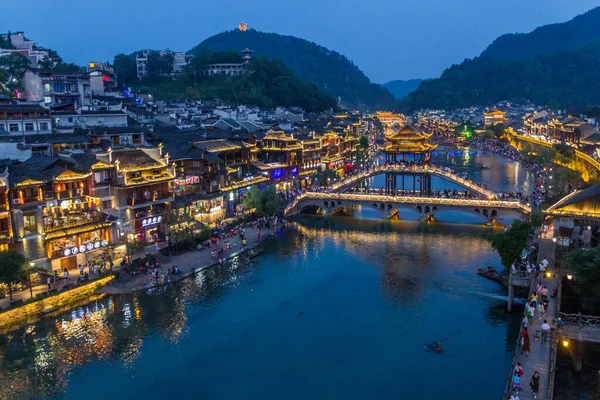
[402,7,600,111]
[480,6,600,61]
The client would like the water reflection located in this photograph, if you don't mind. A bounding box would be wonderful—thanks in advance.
[0,150,532,399]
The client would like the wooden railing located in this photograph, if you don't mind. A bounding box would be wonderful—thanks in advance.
[329,164,499,199]
[558,312,600,328]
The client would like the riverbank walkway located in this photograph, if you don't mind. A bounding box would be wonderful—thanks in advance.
[506,275,558,400]
[505,233,559,400]
[99,224,280,295]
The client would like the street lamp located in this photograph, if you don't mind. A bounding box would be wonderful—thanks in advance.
[28,261,34,298]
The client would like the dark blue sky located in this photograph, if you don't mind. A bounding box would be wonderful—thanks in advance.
[3,0,598,83]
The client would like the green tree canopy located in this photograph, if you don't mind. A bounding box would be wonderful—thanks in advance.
[488,219,532,268]
[113,53,138,86]
[0,53,30,94]
[38,50,63,69]
[146,51,174,79]
[0,250,27,300]
[242,185,279,216]
[568,247,600,314]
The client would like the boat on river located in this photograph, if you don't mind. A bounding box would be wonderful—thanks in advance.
[477,266,501,283]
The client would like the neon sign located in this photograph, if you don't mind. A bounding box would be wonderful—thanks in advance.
[173,176,199,185]
[142,215,162,227]
[63,240,108,257]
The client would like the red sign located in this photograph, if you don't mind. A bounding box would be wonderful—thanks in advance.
[173,176,199,185]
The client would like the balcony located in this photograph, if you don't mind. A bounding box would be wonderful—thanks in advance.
[90,185,112,199]
[43,213,104,233]
[126,192,172,207]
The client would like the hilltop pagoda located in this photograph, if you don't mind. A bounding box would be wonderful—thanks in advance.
[379,124,437,195]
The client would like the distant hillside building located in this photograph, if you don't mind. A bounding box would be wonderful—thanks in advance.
[205,49,253,76]
[0,32,49,68]
[136,50,188,79]
[483,109,508,127]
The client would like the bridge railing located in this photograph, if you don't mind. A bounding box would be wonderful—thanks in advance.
[284,192,531,216]
[329,164,498,199]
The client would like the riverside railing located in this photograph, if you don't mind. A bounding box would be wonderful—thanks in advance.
[546,277,564,400]
[503,274,538,399]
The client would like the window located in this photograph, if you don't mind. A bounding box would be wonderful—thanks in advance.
[192,161,201,168]
[9,124,19,132]
[43,96,51,104]
[68,117,74,123]
[39,122,49,130]
[25,123,34,131]
[23,213,37,235]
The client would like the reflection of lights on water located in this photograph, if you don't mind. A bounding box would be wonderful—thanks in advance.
[122,303,132,328]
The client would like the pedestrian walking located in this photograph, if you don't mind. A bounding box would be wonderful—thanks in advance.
[522,334,530,357]
[541,320,551,342]
[527,303,534,325]
[537,302,545,320]
[530,371,540,398]
[47,277,51,289]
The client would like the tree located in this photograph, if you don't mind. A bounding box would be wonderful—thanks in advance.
[113,53,138,86]
[38,50,63,69]
[242,185,279,216]
[356,136,370,167]
[0,251,27,300]
[0,53,30,94]
[487,123,506,139]
[259,186,279,216]
[488,219,532,268]
[146,51,173,79]
[372,117,384,135]
[568,247,600,314]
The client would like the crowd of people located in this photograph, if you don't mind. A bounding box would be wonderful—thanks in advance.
[470,137,549,207]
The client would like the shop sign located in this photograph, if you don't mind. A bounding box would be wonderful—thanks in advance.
[174,176,199,185]
[142,215,162,227]
[63,240,108,257]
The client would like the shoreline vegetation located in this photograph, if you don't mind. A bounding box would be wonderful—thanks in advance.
[0,275,114,333]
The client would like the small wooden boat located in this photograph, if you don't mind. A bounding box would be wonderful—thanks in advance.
[477,266,501,282]
[425,341,443,353]
[40,306,58,315]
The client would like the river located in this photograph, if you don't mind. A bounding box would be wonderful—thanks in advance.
[0,149,535,399]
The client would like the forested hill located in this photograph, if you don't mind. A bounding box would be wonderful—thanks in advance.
[401,7,600,111]
[193,29,397,110]
[480,6,600,61]
[113,50,337,112]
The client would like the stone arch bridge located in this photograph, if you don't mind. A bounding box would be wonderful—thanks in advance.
[284,193,531,223]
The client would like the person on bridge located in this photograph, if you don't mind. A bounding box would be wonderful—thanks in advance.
[541,320,551,342]
[529,371,540,398]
